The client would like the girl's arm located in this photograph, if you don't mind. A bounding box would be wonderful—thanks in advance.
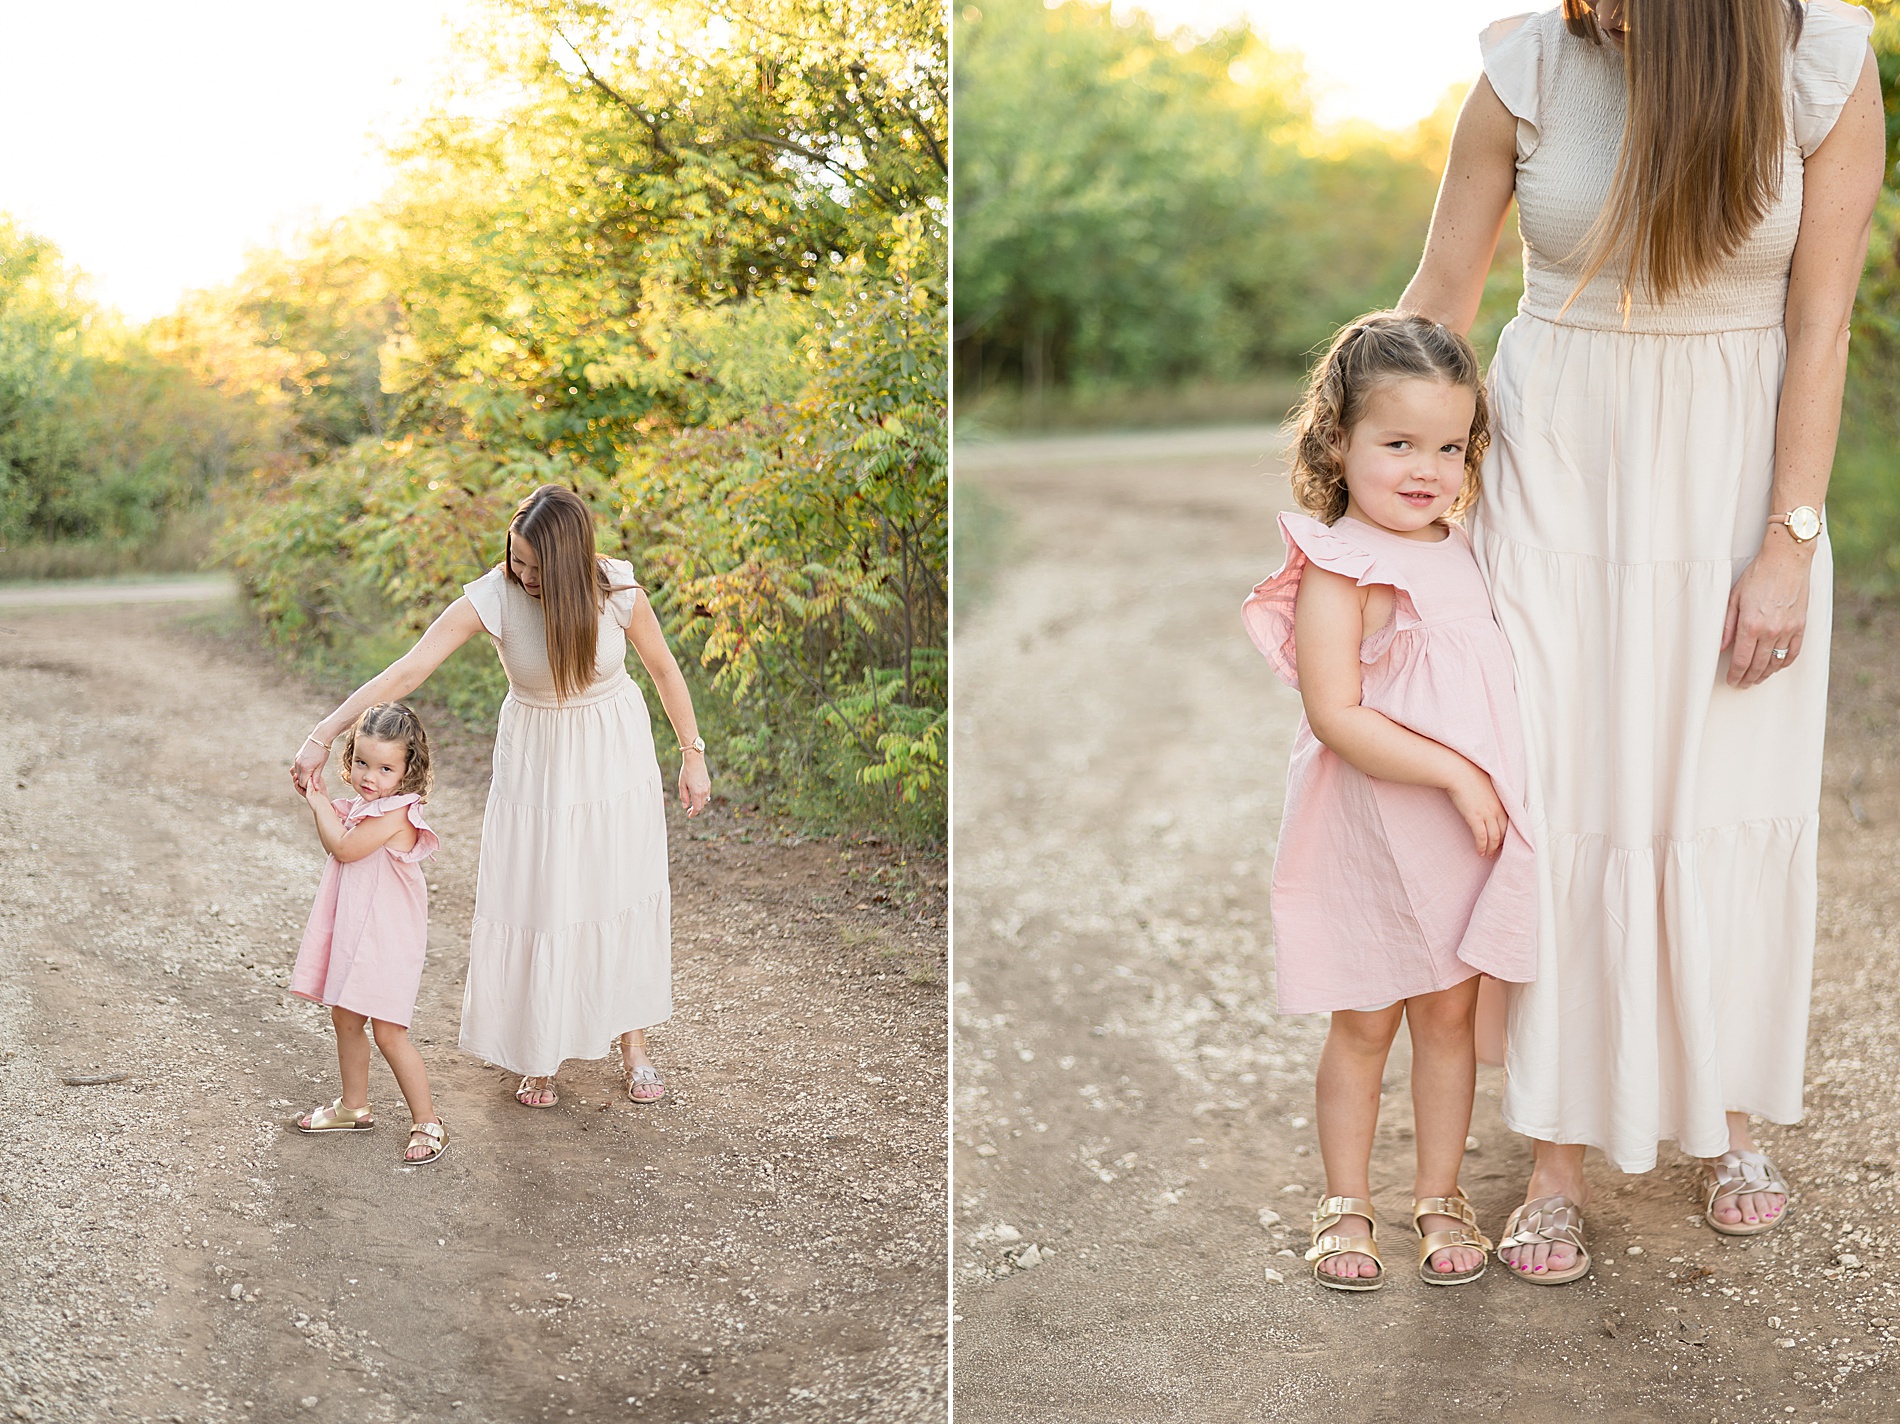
[1295,565,1507,855]
[303,777,420,863]
[290,597,487,792]
[1723,53,1884,689]
[623,593,712,815]
[1397,76,1519,333]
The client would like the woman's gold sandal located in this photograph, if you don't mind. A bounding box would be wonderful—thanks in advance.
[624,1062,665,1104]
[1703,1149,1790,1237]
[1305,1195,1384,1292]
[1413,1190,1493,1286]
[404,1121,448,1166]
[515,1076,558,1109]
[296,1098,373,1133]
[1496,1194,1591,1285]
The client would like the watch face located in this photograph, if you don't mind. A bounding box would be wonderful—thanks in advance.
[1789,507,1822,541]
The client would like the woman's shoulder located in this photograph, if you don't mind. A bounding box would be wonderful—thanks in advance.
[1792,1,1875,157]
[598,556,645,628]
[461,564,509,634]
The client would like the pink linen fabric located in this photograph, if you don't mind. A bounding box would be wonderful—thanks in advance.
[1244,512,1537,1014]
[291,793,440,1026]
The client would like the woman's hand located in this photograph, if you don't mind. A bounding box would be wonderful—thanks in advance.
[292,738,328,795]
[303,762,328,804]
[1721,534,1813,689]
[679,752,711,818]
[1447,759,1508,857]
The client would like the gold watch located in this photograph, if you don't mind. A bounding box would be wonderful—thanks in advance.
[1768,506,1822,543]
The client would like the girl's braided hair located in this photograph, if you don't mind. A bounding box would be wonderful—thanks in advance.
[1288,311,1491,525]
[340,702,433,801]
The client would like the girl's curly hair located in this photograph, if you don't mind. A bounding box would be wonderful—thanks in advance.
[1288,311,1491,525]
[340,702,433,801]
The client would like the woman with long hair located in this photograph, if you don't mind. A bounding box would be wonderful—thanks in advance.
[289,484,711,1107]
[1399,0,1882,1280]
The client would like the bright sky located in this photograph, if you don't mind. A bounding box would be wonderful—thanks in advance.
[1122,0,1522,128]
[0,0,458,320]
[0,0,1509,321]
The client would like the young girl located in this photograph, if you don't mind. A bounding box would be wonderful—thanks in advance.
[290,702,447,1167]
[1242,312,1539,1290]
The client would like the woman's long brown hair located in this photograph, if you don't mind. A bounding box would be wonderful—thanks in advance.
[1565,0,1803,307]
[506,484,614,702]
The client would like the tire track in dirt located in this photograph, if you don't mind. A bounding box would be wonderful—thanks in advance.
[0,597,946,1424]
[951,429,1900,1423]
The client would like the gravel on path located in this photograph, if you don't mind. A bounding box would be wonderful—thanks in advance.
[0,599,947,1424]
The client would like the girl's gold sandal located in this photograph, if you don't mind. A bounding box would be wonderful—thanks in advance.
[1413,1190,1493,1286]
[1305,1195,1384,1292]
[296,1097,373,1133]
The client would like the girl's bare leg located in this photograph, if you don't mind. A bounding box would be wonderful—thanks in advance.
[1312,1003,1405,1280]
[370,1020,439,1161]
[333,1008,372,1111]
[1404,976,1484,1275]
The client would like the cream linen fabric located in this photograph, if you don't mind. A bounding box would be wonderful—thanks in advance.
[457,557,671,1075]
[1473,2,1871,1170]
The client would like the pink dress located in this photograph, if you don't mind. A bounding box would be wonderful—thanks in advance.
[1243,513,1537,1013]
[290,793,441,1026]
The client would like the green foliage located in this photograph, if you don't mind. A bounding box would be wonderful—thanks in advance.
[0,218,259,558]
[220,0,946,843]
[953,0,1457,397]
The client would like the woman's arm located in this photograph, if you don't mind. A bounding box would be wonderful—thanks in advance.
[623,593,712,815]
[289,597,487,791]
[1397,76,1519,333]
[1724,53,1885,689]
[302,778,420,863]
[1296,566,1506,855]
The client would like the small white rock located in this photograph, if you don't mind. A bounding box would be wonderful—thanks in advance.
[300,1399,319,1410]
[1276,1249,1297,1258]
[1280,1184,1304,1195]
[229,1283,245,1300]
[1289,1117,1309,1129]
[1465,1135,1481,1153]
[1626,1246,1644,1257]
[1015,1244,1044,1270]
[1776,1338,1796,1349]
[994,1223,1022,1242]
[974,1144,997,1157]
[1262,1267,1286,1285]
[1839,1254,1862,1270]
[1257,1209,1282,1230]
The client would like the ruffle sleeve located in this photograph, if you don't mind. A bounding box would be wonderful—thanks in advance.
[462,565,507,637]
[1479,11,1543,161]
[348,793,440,864]
[600,556,645,631]
[1241,513,1421,689]
[1792,0,1874,157]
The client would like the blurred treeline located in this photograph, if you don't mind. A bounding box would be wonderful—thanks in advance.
[1,0,947,843]
[956,0,1900,594]
[953,0,1522,425]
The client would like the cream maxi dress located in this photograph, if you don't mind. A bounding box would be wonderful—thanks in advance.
[457,558,672,1075]
[1473,0,1873,1172]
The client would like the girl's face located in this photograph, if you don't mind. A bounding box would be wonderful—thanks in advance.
[347,735,410,800]
[507,532,543,598]
[1337,377,1476,539]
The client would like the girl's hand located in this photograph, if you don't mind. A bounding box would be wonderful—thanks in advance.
[1721,534,1813,689]
[1447,760,1508,857]
[679,752,711,818]
[291,738,328,794]
[303,764,327,803]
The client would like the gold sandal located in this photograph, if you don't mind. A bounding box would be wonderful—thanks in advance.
[404,1121,448,1166]
[1496,1194,1591,1285]
[296,1097,373,1133]
[1413,1190,1493,1286]
[1702,1149,1790,1237]
[1305,1195,1384,1292]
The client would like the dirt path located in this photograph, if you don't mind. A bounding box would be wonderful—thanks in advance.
[951,429,1900,1422]
[0,594,946,1424]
